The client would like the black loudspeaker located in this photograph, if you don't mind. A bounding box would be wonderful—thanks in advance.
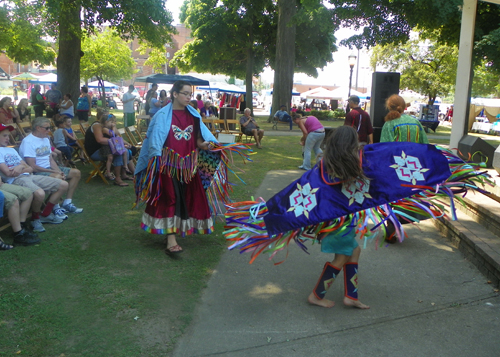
[458,135,495,168]
[369,72,400,143]
[219,107,236,120]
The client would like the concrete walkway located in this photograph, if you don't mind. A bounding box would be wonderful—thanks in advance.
[174,170,500,357]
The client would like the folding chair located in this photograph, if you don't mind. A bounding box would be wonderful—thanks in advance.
[82,139,109,185]
[16,122,32,138]
[69,124,87,164]
[224,119,243,142]
[125,126,143,148]
[80,122,90,133]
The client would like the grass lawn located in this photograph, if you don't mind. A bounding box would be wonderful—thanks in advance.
[0,111,490,355]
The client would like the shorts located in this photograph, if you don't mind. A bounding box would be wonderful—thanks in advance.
[320,228,359,256]
[124,112,136,127]
[0,184,32,210]
[77,110,89,122]
[12,175,63,194]
[243,127,256,136]
[34,166,71,177]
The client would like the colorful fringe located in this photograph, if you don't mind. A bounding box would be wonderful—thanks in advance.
[224,151,493,265]
[140,222,213,237]
[134,142,254,216]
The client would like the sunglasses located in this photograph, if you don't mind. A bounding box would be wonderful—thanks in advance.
[41,126,51,130]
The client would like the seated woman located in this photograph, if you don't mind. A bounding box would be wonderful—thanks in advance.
[84,112,131,187]
[0,97,20,125]
[200,101,214,119]
[16,99,31,123]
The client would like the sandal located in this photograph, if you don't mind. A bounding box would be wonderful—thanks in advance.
[0,238,13,251]
[105,171,116,181]
[121,175,133,181]
[165,244,183,254]
[113,181,129,187]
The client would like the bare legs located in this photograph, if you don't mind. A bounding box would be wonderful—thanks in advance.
[308,246,370,309]
[251,129,264,148]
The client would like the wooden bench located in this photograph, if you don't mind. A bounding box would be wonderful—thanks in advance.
[272,117,293,130]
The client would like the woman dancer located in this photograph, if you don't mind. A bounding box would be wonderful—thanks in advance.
[134,80,219,254]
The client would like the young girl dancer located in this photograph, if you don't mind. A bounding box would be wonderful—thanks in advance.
[307,126,369,309]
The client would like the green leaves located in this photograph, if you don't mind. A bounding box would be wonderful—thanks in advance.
[80,29,136,82]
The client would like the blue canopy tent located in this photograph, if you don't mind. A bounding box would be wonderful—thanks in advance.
[268,89,301,96]
[134,74,209,86]
[196,84,246,94]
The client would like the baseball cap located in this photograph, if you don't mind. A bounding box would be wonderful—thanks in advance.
[348,95,360,104]
[0,124,15,132]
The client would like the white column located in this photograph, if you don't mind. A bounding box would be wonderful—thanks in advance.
[450,0,478,152]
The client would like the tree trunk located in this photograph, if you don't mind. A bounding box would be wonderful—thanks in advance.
[245,27,254,116]
[57,3,82,117]
[269,0,296,122]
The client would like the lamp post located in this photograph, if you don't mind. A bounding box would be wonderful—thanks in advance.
[348,52,357,98]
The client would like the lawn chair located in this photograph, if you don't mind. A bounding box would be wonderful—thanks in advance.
[81,139,109,185]
[224,119,243,142]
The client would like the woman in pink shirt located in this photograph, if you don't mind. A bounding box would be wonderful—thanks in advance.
[292,114,325,170]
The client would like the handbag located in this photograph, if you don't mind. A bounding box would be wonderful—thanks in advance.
[108,134,126,155]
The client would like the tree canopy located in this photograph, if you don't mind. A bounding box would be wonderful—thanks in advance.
[80,30,136,100]
[0,5,55,65]
[370,38,458,105]
[329,0,500,67]
[173,0,337,112]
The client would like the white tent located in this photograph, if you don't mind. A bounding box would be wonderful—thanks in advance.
[302,88,338,100]
[28,73,58,84]
[300,87,329,98]
[329,87,368,100]
[87,80,119,89]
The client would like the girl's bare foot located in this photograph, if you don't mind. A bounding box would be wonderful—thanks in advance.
[308,292,335,308]
[343,297,370,309]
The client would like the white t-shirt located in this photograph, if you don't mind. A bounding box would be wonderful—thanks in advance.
[0,147,28,184]
[122,92,136,113]
[19,134,52,169]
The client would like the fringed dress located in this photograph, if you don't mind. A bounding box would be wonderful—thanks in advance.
[141,109,213,236]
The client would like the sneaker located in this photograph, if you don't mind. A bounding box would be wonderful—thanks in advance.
[53,207,68,220]
[31,219,46,233]
[13,229,41,246]
[40,213,64,224]
[62,203,83,214]
[298,165,308,170]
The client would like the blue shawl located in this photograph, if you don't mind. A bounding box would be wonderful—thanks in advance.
[135,103,218,175]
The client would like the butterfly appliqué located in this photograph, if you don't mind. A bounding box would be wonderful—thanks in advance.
[172,125,193,140]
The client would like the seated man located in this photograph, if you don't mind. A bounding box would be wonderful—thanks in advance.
[0,181,40,247]
[240,108,264,149]
[19,117,83,217]
[273,104,293,130]
[0,123,68,233]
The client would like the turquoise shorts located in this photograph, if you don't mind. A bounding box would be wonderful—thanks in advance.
[320,228,359,256]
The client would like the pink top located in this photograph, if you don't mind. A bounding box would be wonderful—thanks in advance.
[304,116,323,133]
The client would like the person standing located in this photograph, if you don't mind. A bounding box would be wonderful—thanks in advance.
[122,85,137,127]
[293,113,325,170]
[380,94,428,144]
[344,95,373,146]
[144,83,158,116]
[76,86,92,122]
[13,86,18,105]
[45,84,63,118]
[134,80,219,255]
[30,85,45,118]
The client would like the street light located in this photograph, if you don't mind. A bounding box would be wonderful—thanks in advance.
[348,52,357,98]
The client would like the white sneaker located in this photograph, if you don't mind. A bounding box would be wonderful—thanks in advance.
[62,203,83,214]
[53,207,68,220]
[31,219,46,233]
[40,213,64,224]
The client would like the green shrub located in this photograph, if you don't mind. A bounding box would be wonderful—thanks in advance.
[310,110,336,121]
[332,108,346,119]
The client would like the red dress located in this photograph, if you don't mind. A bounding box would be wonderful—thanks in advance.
[141,110,213,236]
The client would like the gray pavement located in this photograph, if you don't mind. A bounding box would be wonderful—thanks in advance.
[174,170,500,357]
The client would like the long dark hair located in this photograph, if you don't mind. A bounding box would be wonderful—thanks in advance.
[170,80,192,101]
[322,126,366,183]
